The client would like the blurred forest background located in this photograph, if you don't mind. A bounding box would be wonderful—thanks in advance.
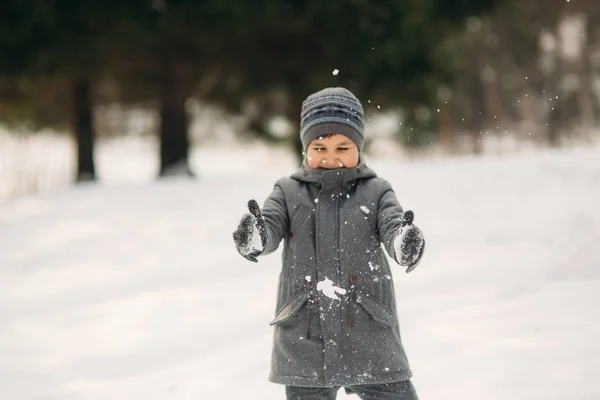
[1,0,599,199]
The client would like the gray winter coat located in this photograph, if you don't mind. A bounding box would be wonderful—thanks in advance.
[258,161,419,388]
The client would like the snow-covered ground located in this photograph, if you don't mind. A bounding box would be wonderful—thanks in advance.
[1,140,599,399]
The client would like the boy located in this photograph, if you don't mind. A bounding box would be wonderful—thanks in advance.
[233,87,425,400]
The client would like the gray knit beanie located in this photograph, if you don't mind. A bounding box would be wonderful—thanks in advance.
[300,87,365,151]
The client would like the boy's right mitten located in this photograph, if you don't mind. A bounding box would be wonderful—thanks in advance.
[233,199,268,262]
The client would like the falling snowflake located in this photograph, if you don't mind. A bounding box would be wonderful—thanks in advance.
[332,69,339,75]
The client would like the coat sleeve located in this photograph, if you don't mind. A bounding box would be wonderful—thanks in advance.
[260,179,290,256]
[376,180,404,261]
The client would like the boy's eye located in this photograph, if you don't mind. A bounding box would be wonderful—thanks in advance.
[338,147,349,151]
[313,147,325,151]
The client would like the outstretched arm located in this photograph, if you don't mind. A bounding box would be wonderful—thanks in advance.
[376,183,425,273]
[232,182,289,262]
[260,182,289,255]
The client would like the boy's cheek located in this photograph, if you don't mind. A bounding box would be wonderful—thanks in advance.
[306,155,320,169]
[344,153,359,168]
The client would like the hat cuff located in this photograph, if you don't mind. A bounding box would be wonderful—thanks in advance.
[301,123,364,150]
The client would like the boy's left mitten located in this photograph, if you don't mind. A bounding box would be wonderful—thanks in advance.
[394,210,426,273]
[233,199,268,262]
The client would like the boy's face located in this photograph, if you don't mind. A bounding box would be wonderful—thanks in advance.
[306,134,359,169]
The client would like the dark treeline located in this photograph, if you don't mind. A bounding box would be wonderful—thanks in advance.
[1,0,598,182]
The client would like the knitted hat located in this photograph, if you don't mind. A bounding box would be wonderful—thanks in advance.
[300,87,365,151]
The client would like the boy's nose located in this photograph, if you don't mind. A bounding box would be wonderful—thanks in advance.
[321,157,342,168]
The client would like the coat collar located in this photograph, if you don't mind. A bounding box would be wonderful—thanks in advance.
[290,158,377,191]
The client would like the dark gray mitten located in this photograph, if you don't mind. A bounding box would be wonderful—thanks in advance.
[394,210,425,273]
[233,200,268,262]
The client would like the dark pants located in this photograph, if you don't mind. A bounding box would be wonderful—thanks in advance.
[286,380,418,400]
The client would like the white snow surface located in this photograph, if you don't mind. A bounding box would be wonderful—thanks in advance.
[1,145,600,399]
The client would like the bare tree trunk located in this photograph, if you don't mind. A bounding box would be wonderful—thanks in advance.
[469,54,487,154]
[73,79,96,182]
[545,51,563,147]
[470,115,485,154]
[247,96,270,138]
[436,104,455,154]
[483,67,506,133]
[159,54,193,177]
[577,17,595,138]
[287,97,304,166]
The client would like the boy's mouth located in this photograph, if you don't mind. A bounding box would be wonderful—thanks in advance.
[318,163,345,169]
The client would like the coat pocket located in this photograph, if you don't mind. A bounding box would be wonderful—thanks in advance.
[270,291,310,326]
[355,294,397,327]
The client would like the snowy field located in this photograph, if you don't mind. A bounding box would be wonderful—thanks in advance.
[0,139,599,399]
